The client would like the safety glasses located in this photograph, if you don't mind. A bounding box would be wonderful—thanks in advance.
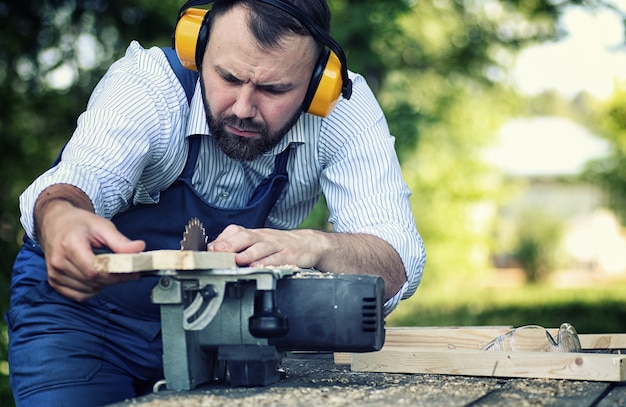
[482,322,582,352]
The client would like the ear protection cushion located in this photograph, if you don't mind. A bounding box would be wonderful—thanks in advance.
[302,49,343,118]
[173,3,351,118]
[174,8,210,71]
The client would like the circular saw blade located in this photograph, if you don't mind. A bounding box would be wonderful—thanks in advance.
[180,217,208,251]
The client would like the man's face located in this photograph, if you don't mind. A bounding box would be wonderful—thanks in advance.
[200,6,317,161]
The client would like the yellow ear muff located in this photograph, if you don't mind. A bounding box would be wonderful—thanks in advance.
[174,8,209,72]
[307,51,343,118]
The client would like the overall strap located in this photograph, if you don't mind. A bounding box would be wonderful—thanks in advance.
[161,47,202,181]
[161,47,199,105]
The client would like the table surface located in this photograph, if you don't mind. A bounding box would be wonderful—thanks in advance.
[108,353,626,407]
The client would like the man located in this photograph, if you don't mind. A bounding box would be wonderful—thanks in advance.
[7,0,425,405]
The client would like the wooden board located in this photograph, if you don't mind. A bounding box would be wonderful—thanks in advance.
[93,250,236,273]
[378,326,514,349]
[360,326,626,351]
[334,326,513,365]
[336,327,626,382]
[581,333,626,350]
[351,347,626,382]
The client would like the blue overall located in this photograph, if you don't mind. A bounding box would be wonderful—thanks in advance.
[6,132,292,406]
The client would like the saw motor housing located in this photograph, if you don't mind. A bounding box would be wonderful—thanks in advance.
[152,268,385,390]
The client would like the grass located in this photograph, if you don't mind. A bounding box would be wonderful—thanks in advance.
[387,276,626,334]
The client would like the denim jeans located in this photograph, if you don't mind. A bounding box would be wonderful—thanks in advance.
[6,275,163,407]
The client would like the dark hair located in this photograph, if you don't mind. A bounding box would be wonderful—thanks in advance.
[207,0,331,53]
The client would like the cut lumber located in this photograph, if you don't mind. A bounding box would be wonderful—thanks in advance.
[350,347,626,382]
[380,326,514,350]
[354,327,626,351]
[336,327,626,382]
[93,250,236,273]
[334,326,512,365]
[579,333,626,350]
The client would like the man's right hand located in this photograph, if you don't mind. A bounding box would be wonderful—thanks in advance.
[35,190,145,302]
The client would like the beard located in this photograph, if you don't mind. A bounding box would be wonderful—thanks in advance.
[201,82,302,161]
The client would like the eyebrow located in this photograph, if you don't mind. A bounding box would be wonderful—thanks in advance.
[215,65,295,92]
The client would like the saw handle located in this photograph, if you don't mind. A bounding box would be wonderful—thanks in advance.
[248,290,288,338]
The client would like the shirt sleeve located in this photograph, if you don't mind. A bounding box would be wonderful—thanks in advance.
[319,74,426,316]
[19,42,190,239]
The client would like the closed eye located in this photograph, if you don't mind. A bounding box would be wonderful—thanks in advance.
[259,85,288,95]
[222,73,243,85]
[216,67,294,94]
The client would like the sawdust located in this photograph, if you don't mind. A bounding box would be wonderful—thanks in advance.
[108,354,619,407]
[109,355,501,407]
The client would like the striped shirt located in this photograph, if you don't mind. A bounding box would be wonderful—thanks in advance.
[19,41,425,315]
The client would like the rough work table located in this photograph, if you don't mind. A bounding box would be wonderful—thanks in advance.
[109,352,626,407]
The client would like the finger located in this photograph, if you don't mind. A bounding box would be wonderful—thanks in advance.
[234,240,281,266]
[89,220,146,254]
[243,248,295,268]
[48,233,127,299]
[47,263,103,302]
[208,225,247,251]
[49,252,139,301]
[220,224,246,238]
[108,238,145,254]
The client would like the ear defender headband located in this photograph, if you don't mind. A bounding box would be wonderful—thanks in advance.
[173,0,352,117]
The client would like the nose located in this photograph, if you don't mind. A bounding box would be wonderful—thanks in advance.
[232,84,257,119]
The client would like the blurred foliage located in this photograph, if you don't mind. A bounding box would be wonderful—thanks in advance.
[526,89,601,129]
[0,2,183,405]
[584,85,626,224]
[511,209,565,283]
[1,0,624,405]
[389,280,626,334]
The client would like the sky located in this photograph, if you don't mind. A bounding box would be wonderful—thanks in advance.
[485,117,610,176]
[488,3,626,176]
[512,4,626,100]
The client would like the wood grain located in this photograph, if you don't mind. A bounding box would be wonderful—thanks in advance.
[336,327,626,382]
[350,347,626,382]
[93,250,237,273]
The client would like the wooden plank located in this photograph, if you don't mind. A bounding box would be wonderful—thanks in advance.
[372,327,626,351]
[334,353,350,365]
[150,250,236,271]
[335,327,512,364]
[334,327,513,365]
[93,251,153,273]
[581,334,626,350]
[94,250,236,273]
[336,327,626,381]
[382,326,514,350]
[351,347,626,382]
